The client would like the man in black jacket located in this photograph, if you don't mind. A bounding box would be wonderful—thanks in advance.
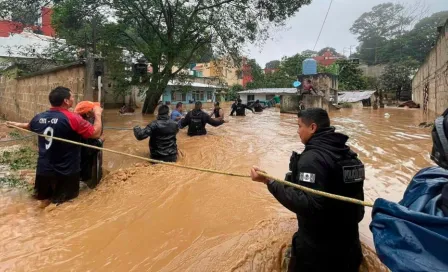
[134,105,179,162]
[230,98,254,116]
[250,108,365,272]
[180,101,224,136]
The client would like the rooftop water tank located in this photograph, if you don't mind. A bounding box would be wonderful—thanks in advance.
[302,58,317,75]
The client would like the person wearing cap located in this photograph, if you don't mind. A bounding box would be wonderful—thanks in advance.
[180,101,225,136]
[6,86,103,205]
[230,98,254,116]
[210,102,224,120]
[74,101,105,189]
[134,105,179,162]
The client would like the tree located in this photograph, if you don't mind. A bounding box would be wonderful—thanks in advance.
[227,84,243,101]
[350,2,422,65]
[265,60,280,69]
[350,3,411,41]
[49,0,313,114]
[404,10,448,63]
[380,59,419,100]
[301,50,317,57]
[337,60,367,91]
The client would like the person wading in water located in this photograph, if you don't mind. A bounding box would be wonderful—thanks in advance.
[250,108,365,272]
[230,99,254,116]
[210,102,224,120]
[6,87,103,206]
[180,101,225,136]
[133,105,179,162]
[74,101,105,189]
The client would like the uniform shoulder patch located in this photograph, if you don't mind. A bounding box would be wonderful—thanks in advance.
[342,165,365,183]
[299,172,316,183]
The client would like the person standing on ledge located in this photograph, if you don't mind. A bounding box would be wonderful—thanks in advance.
[250,108,365,272]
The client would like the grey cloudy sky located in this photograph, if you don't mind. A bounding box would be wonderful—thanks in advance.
[245,0,447,67]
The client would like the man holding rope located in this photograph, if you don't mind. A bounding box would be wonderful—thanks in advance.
[250,108,365,272]
[6,86,103,205]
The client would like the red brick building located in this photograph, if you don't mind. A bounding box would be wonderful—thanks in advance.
[0,7,55,37]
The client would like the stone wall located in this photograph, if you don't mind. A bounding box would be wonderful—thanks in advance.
[281,94,336,113]
[0,62,87,122]
[412,20,448,116]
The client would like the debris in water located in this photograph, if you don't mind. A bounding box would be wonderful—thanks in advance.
[384,113,390,118]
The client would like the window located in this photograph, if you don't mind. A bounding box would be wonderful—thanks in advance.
[171,91,186,101]
[192,91,204,101]
[266,95,275,101]
[207,91,213,100]
[247,95,255,101]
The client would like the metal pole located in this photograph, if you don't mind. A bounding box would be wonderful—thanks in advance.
[98,76,102,104]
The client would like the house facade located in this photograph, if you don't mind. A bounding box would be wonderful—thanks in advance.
[238,88,297,104]
[161,81,222,104]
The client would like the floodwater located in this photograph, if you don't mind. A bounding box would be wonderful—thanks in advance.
[0,104,435,271]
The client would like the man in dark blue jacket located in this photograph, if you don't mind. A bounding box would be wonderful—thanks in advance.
[7,86,103,205]
[250,108,365,272]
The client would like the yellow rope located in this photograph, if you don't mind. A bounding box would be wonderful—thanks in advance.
[6,124,374,207]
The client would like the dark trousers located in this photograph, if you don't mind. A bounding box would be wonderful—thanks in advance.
[34,173,80,204]
[288,232,363,272]
[150,154,177,163]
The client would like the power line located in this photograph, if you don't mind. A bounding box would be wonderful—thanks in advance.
[313,0,334,51]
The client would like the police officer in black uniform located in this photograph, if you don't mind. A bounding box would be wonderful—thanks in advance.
[180,101,225,136]
[230,98,254,116]
[250,108,365,272]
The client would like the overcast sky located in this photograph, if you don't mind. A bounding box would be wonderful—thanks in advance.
[245,0,447,67]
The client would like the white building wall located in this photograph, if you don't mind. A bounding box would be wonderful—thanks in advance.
[239,93,272,104]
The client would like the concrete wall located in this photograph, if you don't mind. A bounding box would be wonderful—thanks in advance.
[298,73,338,95]
[0,63,87,122]
[359,64,386,78]
[412,21,448,116]
[280,95,299,113]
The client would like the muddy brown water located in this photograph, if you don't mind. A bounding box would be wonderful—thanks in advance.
[0,104,435,271]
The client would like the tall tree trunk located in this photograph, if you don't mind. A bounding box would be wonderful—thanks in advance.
[141,74,170,114]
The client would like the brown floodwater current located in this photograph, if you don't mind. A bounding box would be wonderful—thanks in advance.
[0,104,435,271]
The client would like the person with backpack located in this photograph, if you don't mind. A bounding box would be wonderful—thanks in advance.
[180,101,225,136]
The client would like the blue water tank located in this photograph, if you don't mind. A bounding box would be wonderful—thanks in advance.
[302,58,317,75]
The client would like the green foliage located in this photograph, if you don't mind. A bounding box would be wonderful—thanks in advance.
[337,60,367,91]
[0,175,33,191]
[265,60,280,69]
[351,2,448,66]
[340,102,353,109]
[0,146,37,171]
[301,50,317,57]
[380,59,419,97]
[228,84,243,101]
[50,0,312,114]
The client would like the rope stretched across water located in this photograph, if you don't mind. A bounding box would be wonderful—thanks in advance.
[4,124,374,207]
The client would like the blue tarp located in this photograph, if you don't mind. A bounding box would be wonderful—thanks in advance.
[370,167,448,272]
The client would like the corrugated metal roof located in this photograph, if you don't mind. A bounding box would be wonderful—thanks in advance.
[338,91,377,103]
[238,88,297,94]
[168,80,221,89]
